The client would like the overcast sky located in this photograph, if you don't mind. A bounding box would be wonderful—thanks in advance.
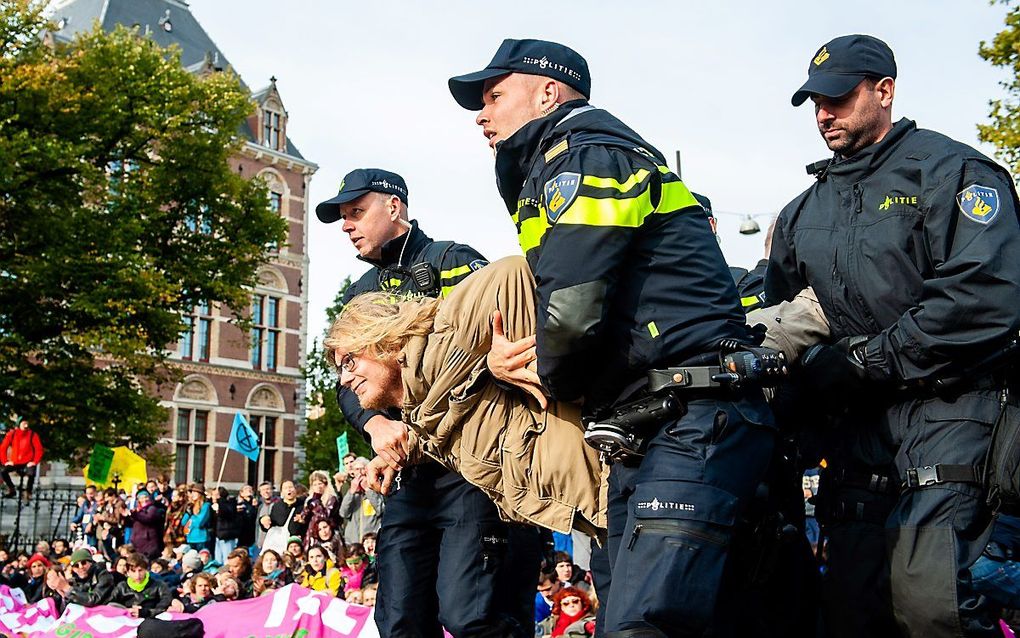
[186,0,1013,345]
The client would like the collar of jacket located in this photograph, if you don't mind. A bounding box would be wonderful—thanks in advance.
[494,99,591,212]
[825,118,916,183]
[397,335,429,419]
[356,219,432,269]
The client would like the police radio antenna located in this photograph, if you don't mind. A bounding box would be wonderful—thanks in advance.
[674,150,682,179]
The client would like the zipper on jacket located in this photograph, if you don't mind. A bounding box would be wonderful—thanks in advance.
[627,519,727,550]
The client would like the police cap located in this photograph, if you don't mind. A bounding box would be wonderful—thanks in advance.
[315,168,409,224]
[449,38,591,111]
[791,34,896,107]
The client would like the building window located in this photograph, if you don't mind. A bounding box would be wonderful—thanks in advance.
[174,408,209,484]
[263,110,281,150]
[269,191,282,214]
[248,415,278,485]
[250,295,280,371]
[179,302,213,361]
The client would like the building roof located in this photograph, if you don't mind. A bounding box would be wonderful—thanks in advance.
[49,0,306,161]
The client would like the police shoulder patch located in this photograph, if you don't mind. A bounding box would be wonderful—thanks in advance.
[469,259,487,272]
[956,184,1000,225]
[543,172,581,223]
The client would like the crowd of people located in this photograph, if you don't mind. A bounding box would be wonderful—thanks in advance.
[0,455,390,620]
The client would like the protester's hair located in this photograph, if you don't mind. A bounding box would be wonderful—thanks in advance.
[103,487,117,498]
[190,571,216,595]
[227,548,252,578]
[125,552,149,570]
[551,586,592,616]
[323,292,440,365]
[119,544,135,557]
[553,551,572,567]
[258,481,274,491]
[537,570,556,585]
[309,470,337,501]
[253,549,283,580]
[361,532,377,543]
[344,543,366,562]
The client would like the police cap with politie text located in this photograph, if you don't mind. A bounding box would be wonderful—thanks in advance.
[315,168,409,224]
[791,34,896,107]
[449,38,591,111]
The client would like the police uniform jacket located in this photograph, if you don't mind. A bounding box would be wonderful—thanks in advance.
[766,118,1020,383]
[494,100,750,406]
[336,221,487,434]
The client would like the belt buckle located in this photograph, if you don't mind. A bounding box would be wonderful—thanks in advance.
[907,465,941,488]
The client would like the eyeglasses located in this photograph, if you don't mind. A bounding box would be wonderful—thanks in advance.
[73,561,91,569]
[560,597,583,606]
[338,352,357,374]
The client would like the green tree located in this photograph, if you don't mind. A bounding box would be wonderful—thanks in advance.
[298,278,372,482]
[979,1,1020,177]
[0,2,287,462]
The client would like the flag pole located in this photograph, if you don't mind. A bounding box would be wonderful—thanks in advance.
[215,445,230,491]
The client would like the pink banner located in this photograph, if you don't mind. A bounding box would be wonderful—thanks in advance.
[32,584,379,638]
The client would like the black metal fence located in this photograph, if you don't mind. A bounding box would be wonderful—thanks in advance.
[0,484,81,554]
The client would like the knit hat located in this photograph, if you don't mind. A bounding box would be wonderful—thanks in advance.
[181,550,202,572]
[26,553,51,568]
[69,548,94,564]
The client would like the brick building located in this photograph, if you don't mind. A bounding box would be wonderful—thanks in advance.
[50,0,317,488]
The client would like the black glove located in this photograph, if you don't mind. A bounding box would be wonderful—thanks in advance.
[799,342,868,413]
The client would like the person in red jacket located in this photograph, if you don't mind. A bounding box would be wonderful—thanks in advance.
[0,415,43,500]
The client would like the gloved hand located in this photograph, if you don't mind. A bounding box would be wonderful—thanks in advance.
[799,340,870,412]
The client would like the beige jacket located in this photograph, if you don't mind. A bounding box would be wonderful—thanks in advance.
[747,287,829,363]
[398,256,606,536]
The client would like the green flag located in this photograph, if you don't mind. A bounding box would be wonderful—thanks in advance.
[336,433,349,470]
[87,445,115,483]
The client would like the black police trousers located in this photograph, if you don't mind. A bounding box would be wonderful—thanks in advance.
[593,396,775,637]
[819,389,1008,638]
[373,461,541,638]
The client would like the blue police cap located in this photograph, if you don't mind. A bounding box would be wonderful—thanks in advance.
[792,34,896,107]
[449,38,591,111]
[315,168,408,224]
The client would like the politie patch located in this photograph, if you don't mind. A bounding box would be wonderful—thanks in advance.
[469,259,487,272]
[544,172,581,223]
[956,184,1000,225]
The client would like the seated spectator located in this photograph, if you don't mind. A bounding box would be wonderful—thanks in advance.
[111,556,128,583]
[340,543,376,595]
[311,519,344,563]
[225,548,253,599]
[252,549,292,596]
[338,458,384,545]
[552,551,584,587]
[300,545,341,596]
[197,548,219,573]
[284,537,306,575]
[169,572,217,614]
[49,538,70,564]
[361,532,377,564]
[108,552,172,618]
[150,559,180,590]
[66,548,117,607]
[345,588,363,605]
[535,571,561,624]
[362,582,377,607]
[537,586,595,637]
[178,550,203,584]
[22,553,50,602]
[127,490,166,560]
[214,573,241,602]
[41,564,72,614]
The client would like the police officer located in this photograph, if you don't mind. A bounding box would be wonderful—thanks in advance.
[695,193,770,312]
[766,35,1020,637]
[315,168,540,637]
[449,39,776,637]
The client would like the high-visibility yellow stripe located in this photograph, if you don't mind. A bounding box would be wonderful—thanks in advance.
[383,278,402,289]
[440,264,472,280]
[581,169,651,195]
[741,295,761,307]
[657,180,699,213]
[648,321,660,338]
[519,215,549,253]
[440,285,455,298]
[557,190,654,228]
